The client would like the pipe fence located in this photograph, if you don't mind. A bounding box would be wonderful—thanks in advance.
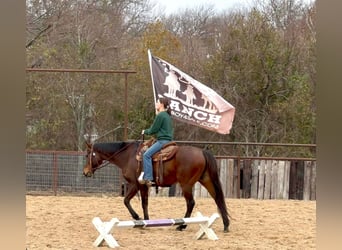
[26,142,316,200]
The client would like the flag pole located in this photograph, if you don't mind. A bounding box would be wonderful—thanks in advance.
[147,49,157,107]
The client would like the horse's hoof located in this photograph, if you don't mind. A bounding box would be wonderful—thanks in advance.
[223,228,229,233]
[176,225,186,231]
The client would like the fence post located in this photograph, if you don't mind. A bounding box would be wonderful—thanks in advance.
[53,152,58,196]
[251,160,259,199]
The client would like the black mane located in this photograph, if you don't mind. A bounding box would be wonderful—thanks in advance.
[93,141,138,154]
[93,142,126,154]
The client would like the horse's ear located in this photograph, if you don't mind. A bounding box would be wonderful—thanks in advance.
[85,141,92,149]
[84,134,92,149]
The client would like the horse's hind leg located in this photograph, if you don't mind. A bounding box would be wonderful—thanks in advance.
[123,183,141,220]
[199,177,230,232]
[177,185,195,231]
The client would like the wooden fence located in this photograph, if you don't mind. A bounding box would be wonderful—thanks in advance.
[155,158,316,200]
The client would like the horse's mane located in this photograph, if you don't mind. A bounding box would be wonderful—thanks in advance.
[93,142,126,154]
[93,141,138,154]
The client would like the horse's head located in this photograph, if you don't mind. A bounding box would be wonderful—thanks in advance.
[83,141,104,177]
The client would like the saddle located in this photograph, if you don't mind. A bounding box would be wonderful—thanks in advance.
[136,138,178,185]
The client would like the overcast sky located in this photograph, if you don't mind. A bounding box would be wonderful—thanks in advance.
[151,0,314,16]
[151,0,253,15]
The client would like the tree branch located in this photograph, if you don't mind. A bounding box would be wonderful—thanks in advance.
[26,23,52,48]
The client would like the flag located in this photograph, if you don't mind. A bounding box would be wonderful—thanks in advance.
[148,50,235,135]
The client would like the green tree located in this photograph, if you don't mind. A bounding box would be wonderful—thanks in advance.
[124,21,182,139]
[202,3,316,156]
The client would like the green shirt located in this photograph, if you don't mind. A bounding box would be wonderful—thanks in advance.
[144,111,173,141]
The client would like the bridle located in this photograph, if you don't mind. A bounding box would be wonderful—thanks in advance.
[88,140,141,173]
[88,144,108,173]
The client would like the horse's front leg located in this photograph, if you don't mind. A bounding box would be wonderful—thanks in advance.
[139,184,150,220]
[177,186,195,231]
[123,183,141,220]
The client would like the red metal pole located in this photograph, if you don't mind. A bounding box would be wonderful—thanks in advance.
[124,73,128,141]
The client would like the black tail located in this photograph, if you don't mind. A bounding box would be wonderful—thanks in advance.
[202,149,230,232]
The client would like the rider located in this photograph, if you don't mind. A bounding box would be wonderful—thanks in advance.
[138,97,174,186]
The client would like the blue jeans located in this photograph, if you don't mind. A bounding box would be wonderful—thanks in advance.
[142,140,170,181]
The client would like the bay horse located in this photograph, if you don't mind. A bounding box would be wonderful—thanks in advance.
[83,140,230,232]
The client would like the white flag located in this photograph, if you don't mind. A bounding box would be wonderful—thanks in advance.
[148,50,235,134]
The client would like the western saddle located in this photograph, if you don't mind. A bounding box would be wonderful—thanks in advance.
[136,138,178,185]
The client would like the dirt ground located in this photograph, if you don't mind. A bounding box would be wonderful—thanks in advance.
[26,193,316,250]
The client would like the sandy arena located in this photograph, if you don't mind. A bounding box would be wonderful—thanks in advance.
[26,194,316,249]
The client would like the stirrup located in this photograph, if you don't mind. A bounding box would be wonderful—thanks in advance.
[145,180,155,187]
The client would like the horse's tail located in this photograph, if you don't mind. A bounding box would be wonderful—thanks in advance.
[202,149,230,232]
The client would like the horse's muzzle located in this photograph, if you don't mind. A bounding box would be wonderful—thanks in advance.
[83,172,93,177]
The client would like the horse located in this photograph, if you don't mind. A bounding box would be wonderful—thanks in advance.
[83,140,230,233]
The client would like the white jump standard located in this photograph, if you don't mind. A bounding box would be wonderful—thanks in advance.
[92,212,220,248]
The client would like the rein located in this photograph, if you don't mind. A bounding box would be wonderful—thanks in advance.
[86,125,125,171]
